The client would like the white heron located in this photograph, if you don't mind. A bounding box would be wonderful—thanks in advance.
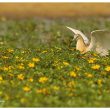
[66,26,110,56]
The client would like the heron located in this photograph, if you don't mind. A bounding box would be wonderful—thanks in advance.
[66,26,110,56]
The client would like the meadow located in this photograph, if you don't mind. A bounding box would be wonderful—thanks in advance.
[0,16,110,107]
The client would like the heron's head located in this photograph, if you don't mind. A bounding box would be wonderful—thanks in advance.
[73,34,82,41]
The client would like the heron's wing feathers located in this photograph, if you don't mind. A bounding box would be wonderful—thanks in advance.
[90,29,110,56]
[66,26,89,45]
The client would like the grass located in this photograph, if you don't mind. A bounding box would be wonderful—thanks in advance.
[0,17,110,107]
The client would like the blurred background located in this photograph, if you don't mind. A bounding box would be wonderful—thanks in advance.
[1,3,110,48]
[0,3,110,18]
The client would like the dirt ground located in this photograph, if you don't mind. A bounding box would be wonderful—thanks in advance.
[0,3,110,18]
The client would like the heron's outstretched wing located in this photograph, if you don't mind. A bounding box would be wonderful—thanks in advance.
[90,29,110,56]
[66,26,89,45]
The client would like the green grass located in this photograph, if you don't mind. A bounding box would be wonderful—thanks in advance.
[0,17,110,107]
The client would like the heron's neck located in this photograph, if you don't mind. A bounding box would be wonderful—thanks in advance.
[76,37,87,53]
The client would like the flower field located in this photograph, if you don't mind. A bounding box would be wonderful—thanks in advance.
[0,17,110,107]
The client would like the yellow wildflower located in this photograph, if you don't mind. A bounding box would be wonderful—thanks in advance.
[2,56,9,59]
[18,65,25,70]
[85,73,93,78]
[53,86,59,91]
[100,72,107,76]
[15,56,19,59]
[38,76,48,83]
[15,32,19,36]
[75,66,80,71]
[21,51,25,54]
[57,65,63,70]
[88,58,97,64]
[32,57,40,62]
[68,93,74,97]
[42,50,47,53]
[8,73,14,78]
[20,98,27,103]
[3,67,9,71]
[17,74,24,80]
[7,49,14,53]
[97,79,103,86]
[28,78,33,82]
[0,76,3,81]
[88,59,94,63]
[105,66,110,72]
[0,42,4,45]
[91,64,100,70]
[4,94,10,100]
[8,66,13,70]
[68,81,75,87]
[28,63,35,68]
[93,53,98,56]
[36,88,48,94]
[0,91,3,95]
[69,71,77,78]
[23,86,31,92]
[63,61,69,66]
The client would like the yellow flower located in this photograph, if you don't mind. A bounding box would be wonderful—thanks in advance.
[105,66,110,72]
[75,66,80,71]
[36,88,48,94]
[3,67,9,71]
[4,94,10,100]
[93,53,98,56]
[20,98,27,103]
[15,32,19,36]
[68,93,74,97]
[88,58,97,64]
[8,66,13,70]
[15,56,19,59]
[57,65,63,70]
[85,73,93,78]
[88,59,94,63]
[53,86,59,91]
[18,65,25,70]
[23,86,31,92]
[32,58,40,62]
[42,50,48,53]
[7,49,14,53]
[63,61,69,66]
[38,76,48,83]
[0,76,3,81]
[69,71,77,78]
[28,63,35,68]
[0,42,4,45]
[91,64,100,70]
[17,74,24,80]
[8,73,14,78]
[21,51,25,54]
[97,79,103,86]
[2,56,9,59]
[68,81,75,87]
[100,72,107,76]
[28,78,33,82]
